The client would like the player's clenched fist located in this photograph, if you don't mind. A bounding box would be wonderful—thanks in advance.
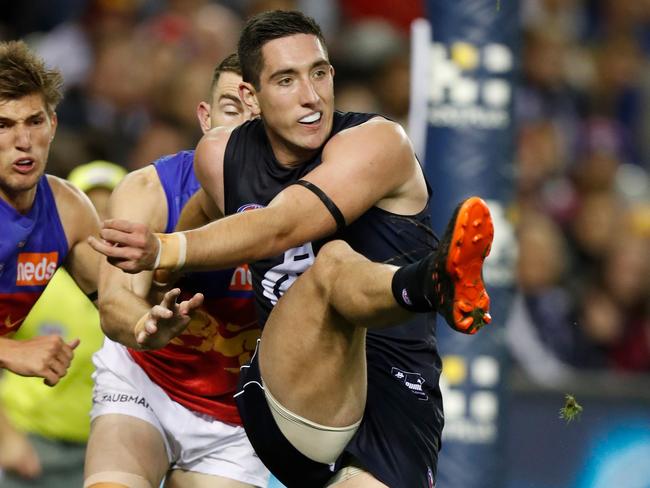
[0,335,80,386]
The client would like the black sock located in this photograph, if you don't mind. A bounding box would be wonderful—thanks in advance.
[391,257,435,313]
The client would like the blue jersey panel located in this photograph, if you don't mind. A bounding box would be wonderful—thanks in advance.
[0,176,68,335]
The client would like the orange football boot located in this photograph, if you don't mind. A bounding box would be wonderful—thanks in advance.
[432,197,494,334]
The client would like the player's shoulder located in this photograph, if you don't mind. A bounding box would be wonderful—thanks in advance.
[201,125,236,149]
[195,126,236,171]
[326,115,409,154]
[46,174,89,207]
[46,174,99,241]
[348,115,403,137]
[115,165,160,194]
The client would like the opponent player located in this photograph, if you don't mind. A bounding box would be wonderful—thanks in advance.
[0,40,100,387]
[83,54,268,488]
[0,160,126,488]
[90,12,494,488]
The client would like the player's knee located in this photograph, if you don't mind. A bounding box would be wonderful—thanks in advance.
[311,240,353,290]
[315,240,354,269]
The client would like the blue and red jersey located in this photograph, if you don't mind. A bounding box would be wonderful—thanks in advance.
[0,176,68,337]
[128,151,259,425]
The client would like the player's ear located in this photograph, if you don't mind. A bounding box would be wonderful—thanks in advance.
[196,101,212,134]
[48,110,58,141]
[239,82,260,117]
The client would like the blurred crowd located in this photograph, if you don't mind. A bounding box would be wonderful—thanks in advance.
[1,0,648,378]
[511,0,650,379]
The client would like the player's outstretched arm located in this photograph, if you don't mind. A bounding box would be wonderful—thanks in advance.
[0,335,80,386]
[88,119,423,274]
[94,167,202,349]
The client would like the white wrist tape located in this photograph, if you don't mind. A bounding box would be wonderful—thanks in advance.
[177,232,187,271]
[153,235,162,269]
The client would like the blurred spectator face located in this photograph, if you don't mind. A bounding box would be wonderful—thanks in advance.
[191,4,241,65]
[128,122,191,170]
[198,70,252,132]
[523,29,567,89]
[166,0,209,16]
[602,234,650,309]
[517,211,567,292]
[571,191,621,258]
[373,54,410,122]
[602,0,648,35]
[573,150,619,192]
[88,37,149,110]
[580,286,624,344]
[82,0,141,51]
[595,35,642,94]
[516,121,563,193]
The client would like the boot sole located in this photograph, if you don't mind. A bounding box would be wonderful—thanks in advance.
[445,197,494,334]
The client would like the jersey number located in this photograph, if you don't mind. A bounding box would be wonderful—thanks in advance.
[261,243,315,305]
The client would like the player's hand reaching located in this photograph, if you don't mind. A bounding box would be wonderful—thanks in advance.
[0,335,80,386]
[134,288,204,350]
[88,219,160,273]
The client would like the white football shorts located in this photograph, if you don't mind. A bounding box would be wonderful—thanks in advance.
[91,337,269,487]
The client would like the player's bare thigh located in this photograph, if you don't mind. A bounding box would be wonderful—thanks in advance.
[85,414,168,488]
[164,469,257,488]
[258,241,369,428]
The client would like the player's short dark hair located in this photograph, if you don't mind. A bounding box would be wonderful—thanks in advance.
[238,10,326,90]
[209,52,242,95]
[0,40,63,113]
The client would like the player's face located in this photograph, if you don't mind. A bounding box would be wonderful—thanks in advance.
[0,93,56,205]
[209,71,252,129]
[256,34,334,165]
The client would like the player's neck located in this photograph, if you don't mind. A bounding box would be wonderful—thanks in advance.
[266,136,319,169]
[0,185,37,215]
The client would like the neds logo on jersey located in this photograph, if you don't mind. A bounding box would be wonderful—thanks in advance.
[230,264,253,291]
[16,252,58,286]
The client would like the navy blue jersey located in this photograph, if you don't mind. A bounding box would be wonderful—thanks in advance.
[226,112,444,487]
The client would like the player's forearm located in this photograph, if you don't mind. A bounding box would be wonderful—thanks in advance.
[98,284,151,349]
[160,207,305,272]
[0,338,16,372]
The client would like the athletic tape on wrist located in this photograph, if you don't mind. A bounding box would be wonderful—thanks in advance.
[153,235,162,269]
[152,233,187,271]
